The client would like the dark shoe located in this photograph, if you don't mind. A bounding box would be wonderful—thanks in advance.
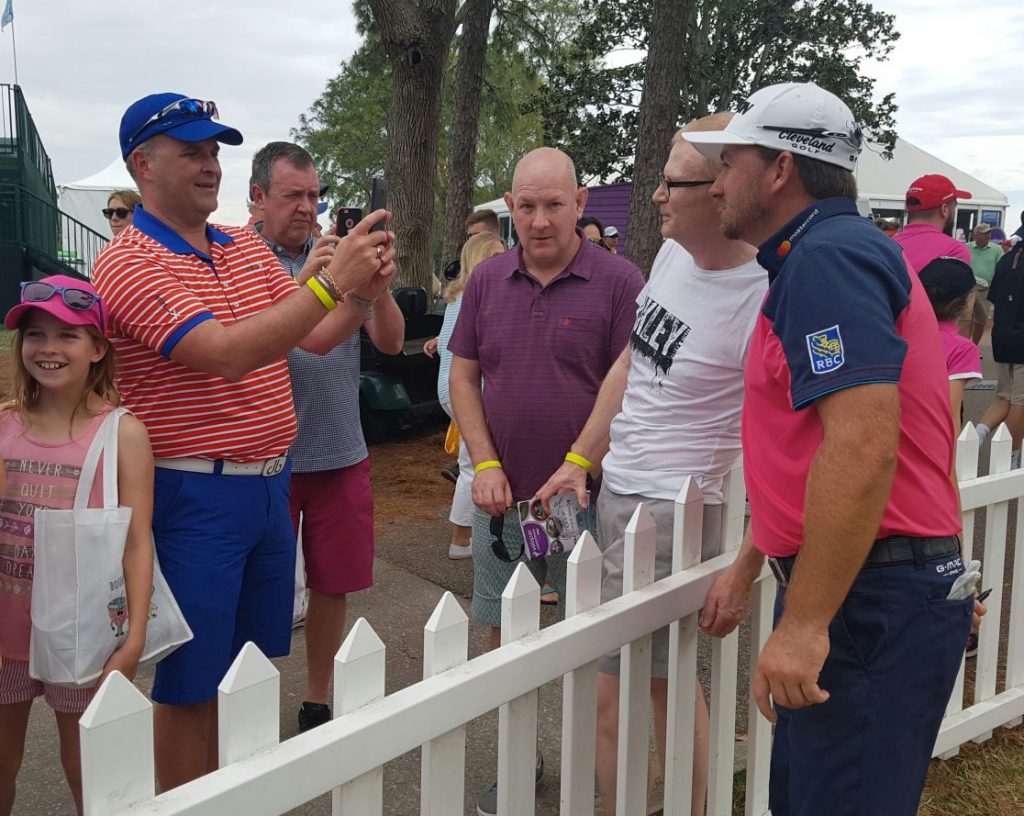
[966,631,979,659]
[297,701,331,733]
[441,463,460,484]
[476,752,543,815]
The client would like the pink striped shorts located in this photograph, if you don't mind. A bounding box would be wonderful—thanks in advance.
[0,659,95,714]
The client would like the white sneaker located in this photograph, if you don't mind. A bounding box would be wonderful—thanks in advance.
[448,543,473,560]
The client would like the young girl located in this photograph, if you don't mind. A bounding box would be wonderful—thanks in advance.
[0,275,154,816]
[428,232,506,559]
[918,256,983,430]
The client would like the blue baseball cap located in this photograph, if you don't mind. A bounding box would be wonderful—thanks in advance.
[119,92,243,159]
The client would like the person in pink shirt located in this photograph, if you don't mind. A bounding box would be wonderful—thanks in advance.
[917,257,983,429]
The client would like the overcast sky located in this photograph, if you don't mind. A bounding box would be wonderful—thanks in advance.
[0,0,1021,229]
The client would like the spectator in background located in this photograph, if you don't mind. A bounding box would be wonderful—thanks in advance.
[249,141,405,734]
[428,232,506,560]
[1013,210,1024,241]
[103,189,142,237]
[969,223,1004,342]
[603,225,619,253]
[578,215,607,246]
[466,208,501,238]
[892,175,975,337]
[977,238,1024,462]
[917,257,982,429]
[448,147,644,815]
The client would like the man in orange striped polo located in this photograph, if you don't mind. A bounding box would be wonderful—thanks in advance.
[93,92,395,790]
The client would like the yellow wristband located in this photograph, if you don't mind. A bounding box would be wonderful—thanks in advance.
[564,452,592,472]
[474,460,502,474]
[306,276,337,311]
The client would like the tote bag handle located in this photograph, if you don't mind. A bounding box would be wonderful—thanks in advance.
[73,408,129,510]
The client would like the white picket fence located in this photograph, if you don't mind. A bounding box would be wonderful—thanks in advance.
[79,426,1024,816]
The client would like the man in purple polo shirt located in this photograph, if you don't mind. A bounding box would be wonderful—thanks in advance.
[893,174,976,334]
[448,147,644,815]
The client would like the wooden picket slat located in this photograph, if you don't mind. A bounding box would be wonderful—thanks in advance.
[560,531,603,816]
[663,477,704,816]
[941,422,983,758]
[218,642,280,767]
[616,503,657,816]
[332,618,386,816]
[80,672,154,816]
[498,563,541,816]
[420,592,469,816]
[745,574,775,816]
[1007,491,1024,727]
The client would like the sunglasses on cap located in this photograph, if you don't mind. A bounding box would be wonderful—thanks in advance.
[19,281,104,328]
[102,207,131,220]
[126,98,220,147]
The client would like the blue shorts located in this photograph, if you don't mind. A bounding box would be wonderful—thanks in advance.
[768,544,973,816]
[151,464,296,705]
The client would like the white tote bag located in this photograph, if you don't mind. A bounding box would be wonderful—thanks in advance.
[29,408,193,687]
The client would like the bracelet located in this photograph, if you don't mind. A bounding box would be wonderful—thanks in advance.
[306,276,337,311]
[318,266,341,299]
[474,460,502,474]
[344,290,377,310]
[564,452,593,472]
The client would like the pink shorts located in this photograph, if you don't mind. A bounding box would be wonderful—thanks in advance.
[290,458,374,595]
[0,658,95,715]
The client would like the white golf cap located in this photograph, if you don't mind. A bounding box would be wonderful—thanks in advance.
[604,225,618,237]
[685,82,863,169]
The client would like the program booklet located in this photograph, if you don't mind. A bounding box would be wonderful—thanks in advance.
[517,493,589,560]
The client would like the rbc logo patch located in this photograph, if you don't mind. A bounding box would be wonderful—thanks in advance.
[806,325,845,374]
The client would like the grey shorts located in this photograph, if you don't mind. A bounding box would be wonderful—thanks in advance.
[596,488,723,678]
[470,504,597,627]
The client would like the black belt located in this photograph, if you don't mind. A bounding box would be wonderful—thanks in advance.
[767,535,960,588]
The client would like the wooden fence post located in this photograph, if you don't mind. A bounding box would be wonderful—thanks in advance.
[79,671,154,816]
[218,641,280,767]
[560,531,603,815]
[333,618,386,815]
[420,592,469,816]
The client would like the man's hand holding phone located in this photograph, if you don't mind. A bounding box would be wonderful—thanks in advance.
[324,208,395,297]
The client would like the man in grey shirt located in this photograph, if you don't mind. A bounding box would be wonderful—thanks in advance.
[251,142,404,731]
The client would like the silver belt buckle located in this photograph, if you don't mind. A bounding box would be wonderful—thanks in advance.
[767,557,789,587]
[261,456,287,477]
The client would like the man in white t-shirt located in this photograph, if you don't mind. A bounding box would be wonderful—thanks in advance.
[536,114,768,815]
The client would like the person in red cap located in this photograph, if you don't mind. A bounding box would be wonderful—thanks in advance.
[893,175,980,337]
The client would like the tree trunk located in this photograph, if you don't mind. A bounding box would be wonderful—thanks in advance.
[369,0,459,290]
[441,0,495,267]
[625,0,692,277]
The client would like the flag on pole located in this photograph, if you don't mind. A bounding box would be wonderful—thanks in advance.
[1,0,12,30]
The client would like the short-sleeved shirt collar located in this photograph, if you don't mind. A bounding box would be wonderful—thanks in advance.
[132,205,234,263]
[756,197,859,281]
[493,229,594,283]
[251,221,315,267]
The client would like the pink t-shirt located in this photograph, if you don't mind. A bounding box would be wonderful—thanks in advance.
[0,410,107,661]
[893,223,971,274]
[938,321,982,381]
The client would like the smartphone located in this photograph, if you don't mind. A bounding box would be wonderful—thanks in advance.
[335,207,362,238]
[369,178,388,233]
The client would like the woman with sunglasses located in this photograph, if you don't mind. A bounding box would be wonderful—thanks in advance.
[0,275,154,816]
[103,189,142,238]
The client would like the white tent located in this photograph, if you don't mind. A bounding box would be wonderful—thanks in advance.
[57,158,138,239]
[855,137,1008,229]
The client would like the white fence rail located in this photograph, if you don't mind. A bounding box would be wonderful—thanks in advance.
[80,431,1024,816]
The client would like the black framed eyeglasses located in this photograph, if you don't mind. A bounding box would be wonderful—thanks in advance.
[20,281,104,328]
[127,98,220,147]
[102,207,131,220]
[758,123,864,151]
[660,175,715,191]
[490,514,524,563]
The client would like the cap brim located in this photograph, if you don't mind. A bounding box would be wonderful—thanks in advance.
[680,130,757,160]
[4,302,103,331]
[164,118,243,147]
[317,202,329,215]
[955,189,973,200]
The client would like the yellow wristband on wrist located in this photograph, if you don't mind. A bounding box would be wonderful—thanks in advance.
[564,452,593,472]
[306,276,337,311]
[474,460,502,474]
